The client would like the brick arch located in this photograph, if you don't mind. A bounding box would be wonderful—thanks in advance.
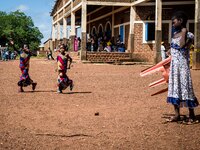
[91,26,97,36]
[98,24,103,37]
[105,21,112,39]
[105,21,111,32]
[98,24,103,34]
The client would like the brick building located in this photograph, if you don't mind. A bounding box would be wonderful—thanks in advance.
[50,0,200,67]
[43,38,53,51]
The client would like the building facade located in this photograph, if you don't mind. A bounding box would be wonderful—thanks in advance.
[50,0,200,66]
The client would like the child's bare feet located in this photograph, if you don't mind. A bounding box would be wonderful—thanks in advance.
[18,87,24,92]
[70,83,74,91]
[32,83,37,91]
[57,86,63,93]
[57,89,62,93]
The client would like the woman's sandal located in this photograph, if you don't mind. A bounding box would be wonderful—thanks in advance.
[185,118,199,125]
[166,116,181,122]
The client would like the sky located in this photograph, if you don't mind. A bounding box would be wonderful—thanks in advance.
[0,0,55,45]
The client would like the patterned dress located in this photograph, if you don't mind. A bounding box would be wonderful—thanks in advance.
[57,54,73,90]
[167,32,199,108]
[17,50,33,87]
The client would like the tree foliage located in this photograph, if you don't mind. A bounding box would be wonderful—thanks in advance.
[0,10,43,50]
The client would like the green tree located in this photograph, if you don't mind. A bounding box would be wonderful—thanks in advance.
[0,10,43,50]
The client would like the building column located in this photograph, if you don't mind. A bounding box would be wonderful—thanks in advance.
[112,6,114,37]
[128,6,136,54]
[57,22,61,40]
[81,0,87,60]
[70,1,76,51]
[192,0,200,69]
[154,0,162,64]
[52,24,55,41]
[63,17,67,45]
[52,24,56,49]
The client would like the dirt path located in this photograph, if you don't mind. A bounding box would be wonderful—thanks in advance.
[0,57,200,150]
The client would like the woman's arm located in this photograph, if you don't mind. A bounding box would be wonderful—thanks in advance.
[10,40,20,54]
[179,28,187,48]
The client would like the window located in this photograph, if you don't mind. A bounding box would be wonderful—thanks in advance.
[145,23,155,41]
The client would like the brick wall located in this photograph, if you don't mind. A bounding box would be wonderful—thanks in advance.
[114,8,130,25]
[90,7,112,20]
[133,23,155,62]
[87,52,132,63]
[89,16,112,34]
[136,5,194,21]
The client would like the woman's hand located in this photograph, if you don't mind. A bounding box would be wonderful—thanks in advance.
[10,40,14,45]
[166,49,171,56]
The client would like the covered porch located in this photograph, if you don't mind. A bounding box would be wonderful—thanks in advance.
[51,0,200,68]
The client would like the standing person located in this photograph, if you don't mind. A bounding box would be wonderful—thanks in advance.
[116,35,121,51]
[97,36,103,52]
[78,37,81,49]
[74,36,78,52]
[167,11,199,123]
[0,48,4,60]
[57,45,73,93]
[10,41,37,92]
[90,36,95,52]
[4,48,9,61]
[47,47,54,60]
[161,41,166,60]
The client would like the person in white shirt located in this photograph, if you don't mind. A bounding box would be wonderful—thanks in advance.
[161,41,166,60]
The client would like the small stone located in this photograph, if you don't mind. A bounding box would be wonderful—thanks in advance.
[95,112,99,116]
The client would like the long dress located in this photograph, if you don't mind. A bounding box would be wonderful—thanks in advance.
[17,50,34,87]
[167,32,199,108]
[57,54,73,90]
[74,38,78,52]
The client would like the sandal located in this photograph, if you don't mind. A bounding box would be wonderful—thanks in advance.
[187,118,199,125]
[166,116,180,122]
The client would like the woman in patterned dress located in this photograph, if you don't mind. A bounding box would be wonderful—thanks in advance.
[11,41,37,92]
[167,11,199,122]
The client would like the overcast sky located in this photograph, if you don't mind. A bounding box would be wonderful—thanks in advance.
[0,0,55,44]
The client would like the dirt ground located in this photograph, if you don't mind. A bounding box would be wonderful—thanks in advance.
[0,55,200,150]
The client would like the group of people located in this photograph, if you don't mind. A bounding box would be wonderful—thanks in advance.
[86,34,125,52]
[10,41,73,94]
[6,11,199,123]
[0,47,17,61]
